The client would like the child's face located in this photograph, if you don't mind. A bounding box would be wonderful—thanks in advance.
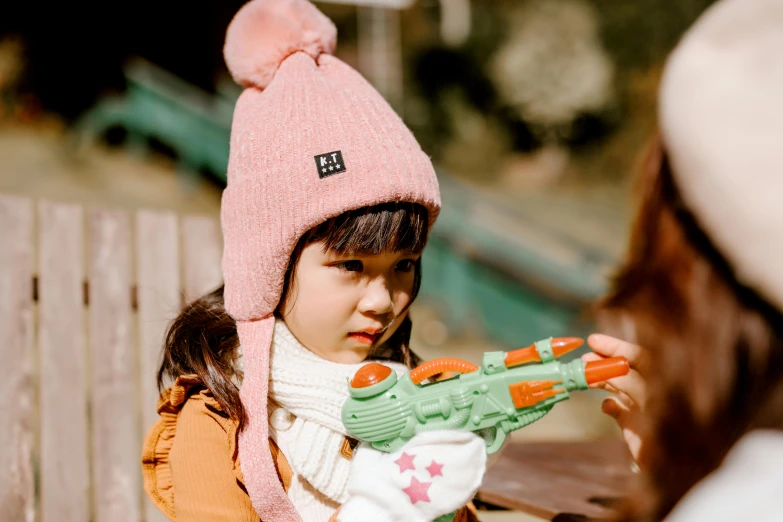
[280,241,420,363]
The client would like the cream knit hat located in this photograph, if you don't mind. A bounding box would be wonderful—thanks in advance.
[659,0,783,310]
[220,0,440,519]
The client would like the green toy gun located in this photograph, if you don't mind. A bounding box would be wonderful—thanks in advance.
[342,337,629,454]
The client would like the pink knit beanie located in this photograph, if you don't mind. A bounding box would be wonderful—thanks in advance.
[220,0,440,519]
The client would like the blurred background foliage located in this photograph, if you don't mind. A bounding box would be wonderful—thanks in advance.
[0,0,717,348]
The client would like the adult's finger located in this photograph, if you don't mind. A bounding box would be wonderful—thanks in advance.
[587,334,650,374]
[600,382,635,405]
[602,397,643,464]
[583,361,645,408]
[604,370,646,409]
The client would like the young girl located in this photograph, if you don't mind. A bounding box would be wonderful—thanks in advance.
[585,0,783,520]
[142,1,485,521]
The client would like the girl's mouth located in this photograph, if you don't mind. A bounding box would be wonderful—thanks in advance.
[348,331,380,345]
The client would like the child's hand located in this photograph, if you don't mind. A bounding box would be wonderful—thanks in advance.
[582,334,648,465]
[338,431,487,522]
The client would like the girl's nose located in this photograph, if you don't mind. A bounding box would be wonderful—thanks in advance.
[358,277,394,316]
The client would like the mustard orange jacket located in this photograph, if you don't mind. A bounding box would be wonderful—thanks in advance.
[142,376,478,522]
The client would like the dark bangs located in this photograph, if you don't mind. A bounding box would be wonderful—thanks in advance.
[304,202,429,255]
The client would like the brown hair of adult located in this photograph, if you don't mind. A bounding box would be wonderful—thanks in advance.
[599,135,783,521]
[157,202,429,431]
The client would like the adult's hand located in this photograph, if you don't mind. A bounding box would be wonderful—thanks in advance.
[582,334,648,465]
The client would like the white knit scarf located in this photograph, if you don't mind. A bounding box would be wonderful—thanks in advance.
[267,319,408,504]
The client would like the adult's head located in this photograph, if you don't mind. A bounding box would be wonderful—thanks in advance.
[600,0,783,518]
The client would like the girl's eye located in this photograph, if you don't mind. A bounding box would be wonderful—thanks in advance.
[337,260,363,272]
[395,259,416,273]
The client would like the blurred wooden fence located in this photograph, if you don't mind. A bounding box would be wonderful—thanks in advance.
[0,194,222,522]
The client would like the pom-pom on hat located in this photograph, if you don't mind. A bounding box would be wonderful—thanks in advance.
[659,0,783,311]
[219,0,440,520]
[224,0,336,89]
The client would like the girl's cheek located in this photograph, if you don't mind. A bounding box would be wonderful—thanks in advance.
[314,267,353,291]
[315,273,364,308]
[392,289,413,314]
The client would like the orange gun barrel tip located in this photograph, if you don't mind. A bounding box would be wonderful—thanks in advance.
[551,337,584,356]
[584,356,630,385]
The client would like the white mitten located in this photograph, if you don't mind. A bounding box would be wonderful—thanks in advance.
[337,431,487,522]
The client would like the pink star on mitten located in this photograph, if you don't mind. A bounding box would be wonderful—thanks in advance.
[403,476,432,504]
[394,452,416,473]
[426,460,444,477]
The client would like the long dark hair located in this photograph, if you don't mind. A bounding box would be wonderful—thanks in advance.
[158,202,429,430]
[599,136,783,521]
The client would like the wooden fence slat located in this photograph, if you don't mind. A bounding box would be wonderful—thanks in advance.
[39,200,89,522]
[0,196,35,522]
[89,209,140,522]
[136,210,180,522]
[182,216,223,304]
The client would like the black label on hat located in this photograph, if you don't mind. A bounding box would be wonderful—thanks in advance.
[314,151,347,179]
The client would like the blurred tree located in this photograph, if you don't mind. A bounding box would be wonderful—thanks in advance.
[405,0,718,184]
[0,0,246,121]
[0,36,24,118]
[490,0,616,142]
[0,1,364,123]
[596,0,717,70]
